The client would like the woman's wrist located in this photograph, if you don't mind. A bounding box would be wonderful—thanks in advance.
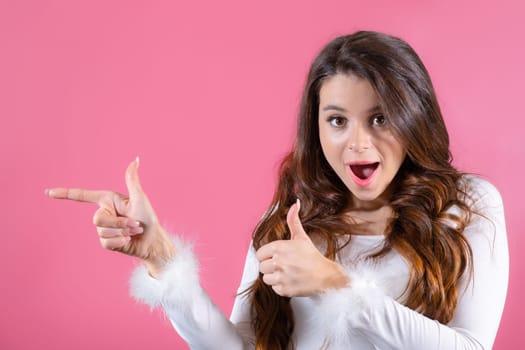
[142,225,176,278]
[322,260,350,291]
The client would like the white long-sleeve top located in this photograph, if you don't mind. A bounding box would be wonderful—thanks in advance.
[130,176,509,349]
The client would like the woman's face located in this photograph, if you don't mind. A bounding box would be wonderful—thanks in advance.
[318,73,406,208]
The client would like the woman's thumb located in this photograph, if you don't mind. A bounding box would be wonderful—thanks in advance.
[125,157,144,199]
[287,199,308,240]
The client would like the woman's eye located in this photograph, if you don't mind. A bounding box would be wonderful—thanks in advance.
[371,114,386,126]
[328,116,347,128]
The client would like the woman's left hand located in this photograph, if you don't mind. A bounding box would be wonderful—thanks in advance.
[256,200,349,297]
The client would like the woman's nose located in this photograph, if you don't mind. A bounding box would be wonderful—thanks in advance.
[348,123,371,152]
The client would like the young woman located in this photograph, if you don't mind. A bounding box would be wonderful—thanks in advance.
[46,31,509,349]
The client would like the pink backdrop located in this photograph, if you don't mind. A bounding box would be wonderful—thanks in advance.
[1,0,523,349]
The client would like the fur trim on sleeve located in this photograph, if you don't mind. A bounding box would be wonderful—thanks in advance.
[312,260,388,347]
[129,235,200,309]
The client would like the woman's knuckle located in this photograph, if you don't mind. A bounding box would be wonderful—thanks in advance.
[96,228,104,237]
[274,272,281,283]
[117,218,126,228]
[100,238,110,249]
[92,213,100,226]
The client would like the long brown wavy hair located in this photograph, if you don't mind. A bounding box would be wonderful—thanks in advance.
[247,31,474,349]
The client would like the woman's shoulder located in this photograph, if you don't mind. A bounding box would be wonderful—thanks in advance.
[458,175,504,210]
[459,175,503,218]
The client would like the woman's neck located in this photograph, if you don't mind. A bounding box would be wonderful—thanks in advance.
[345,205,394,236]
[345,181,398,235]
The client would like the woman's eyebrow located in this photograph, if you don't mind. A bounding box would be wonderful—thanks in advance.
[367,105,382,113]
[321,104,382,113]
[321,104,347,112]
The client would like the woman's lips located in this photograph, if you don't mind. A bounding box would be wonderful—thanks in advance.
[348,162,379,186]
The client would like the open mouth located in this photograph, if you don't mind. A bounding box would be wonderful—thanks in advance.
[350,162,379,180]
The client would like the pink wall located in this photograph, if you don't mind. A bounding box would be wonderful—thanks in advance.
[1,0,523,348]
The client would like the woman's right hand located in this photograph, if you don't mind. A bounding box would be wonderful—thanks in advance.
[45,158,175,277]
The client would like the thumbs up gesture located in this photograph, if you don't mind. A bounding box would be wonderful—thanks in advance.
[46,158,175,277]
[256,200,349,297]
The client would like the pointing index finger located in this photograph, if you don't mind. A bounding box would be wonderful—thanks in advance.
[45,188,109,204]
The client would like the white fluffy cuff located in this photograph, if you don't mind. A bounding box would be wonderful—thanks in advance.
[129,236,200,309]
[312,260,387,346]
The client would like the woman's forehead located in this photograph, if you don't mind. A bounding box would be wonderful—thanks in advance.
[318,74,380,114]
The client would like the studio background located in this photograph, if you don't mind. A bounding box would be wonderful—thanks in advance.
[1,0,523,349]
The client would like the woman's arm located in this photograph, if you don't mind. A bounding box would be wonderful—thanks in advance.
[316,177,509,349]
[129,236,254,350]
[47,159,254,349]
[229,243,258,346]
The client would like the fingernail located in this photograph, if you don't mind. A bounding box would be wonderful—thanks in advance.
[127,220,141,227]
[44,188,49,196]
[136,156,140,168]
